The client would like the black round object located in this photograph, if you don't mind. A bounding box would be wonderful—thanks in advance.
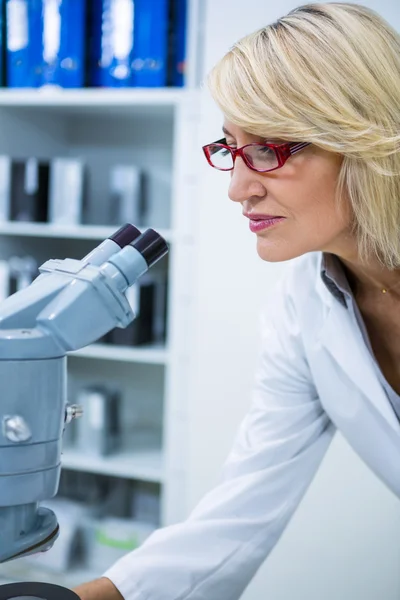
[109,223,141,247]
[0,582,79,600]
[131,228,169,267]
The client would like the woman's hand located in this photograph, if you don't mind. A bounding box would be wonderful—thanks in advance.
[73,577,124,600]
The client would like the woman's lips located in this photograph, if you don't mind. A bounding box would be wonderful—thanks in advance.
[247,216,286,233]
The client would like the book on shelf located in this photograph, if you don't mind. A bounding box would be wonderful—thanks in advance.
[6,0,86,88]
[87,0,187,88]
[5,0,188,89]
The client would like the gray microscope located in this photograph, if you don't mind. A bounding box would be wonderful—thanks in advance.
[0,224,168,600]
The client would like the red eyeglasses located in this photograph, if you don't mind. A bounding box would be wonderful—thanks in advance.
[202,138,310,173]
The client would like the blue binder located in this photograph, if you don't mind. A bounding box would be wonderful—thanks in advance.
[6,0,86,88]
[168,0,187,87]
[132,0,169,87]
[87,0,134,88]
[6,0,42,88]
[41,0,86,88]
[88,0,169,88]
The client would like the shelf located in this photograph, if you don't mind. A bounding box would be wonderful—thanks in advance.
[0,87,189,117]
[0,221,173,242]
[69,343,169,364]
[62,448,164,483]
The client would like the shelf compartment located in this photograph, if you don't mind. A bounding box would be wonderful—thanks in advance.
[62,448,164,483]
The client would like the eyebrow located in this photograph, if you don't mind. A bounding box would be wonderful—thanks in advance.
[221,125,283,145]
[222,125,272,142]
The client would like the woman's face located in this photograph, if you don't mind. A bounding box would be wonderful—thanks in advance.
[224,121,354,262]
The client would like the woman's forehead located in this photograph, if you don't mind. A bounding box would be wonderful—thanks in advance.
[223,122,260,138]
[222,121,283,144]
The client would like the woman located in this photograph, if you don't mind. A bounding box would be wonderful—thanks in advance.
[76,4,400,599]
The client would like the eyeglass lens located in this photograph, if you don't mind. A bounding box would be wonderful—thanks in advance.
[208,144,279,171]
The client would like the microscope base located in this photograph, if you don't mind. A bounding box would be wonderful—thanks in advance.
[0,582,79,599]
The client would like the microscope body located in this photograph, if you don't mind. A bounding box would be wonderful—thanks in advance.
[0,225,168,565]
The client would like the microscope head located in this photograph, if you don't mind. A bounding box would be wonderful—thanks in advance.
[0,225,168,564]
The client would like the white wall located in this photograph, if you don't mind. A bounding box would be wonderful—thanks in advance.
[187,2,400,599]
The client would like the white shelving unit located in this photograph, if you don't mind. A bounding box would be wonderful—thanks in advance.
[70,342,169,364]
[0,221,174,242]
[0,0,203,587]
[0,87,200,578]
[0,87,186,108]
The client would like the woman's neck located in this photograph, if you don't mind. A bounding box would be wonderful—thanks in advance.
[334,253,400,297]
[323,233,400,296]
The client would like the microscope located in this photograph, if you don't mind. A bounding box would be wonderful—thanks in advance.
[0,224,168,600]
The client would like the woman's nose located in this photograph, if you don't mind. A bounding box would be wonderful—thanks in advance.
[227,159,266,204]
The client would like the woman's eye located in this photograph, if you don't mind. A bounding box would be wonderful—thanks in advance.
[257,146,274,154]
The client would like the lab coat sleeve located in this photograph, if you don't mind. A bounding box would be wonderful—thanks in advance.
[104,280,336,600]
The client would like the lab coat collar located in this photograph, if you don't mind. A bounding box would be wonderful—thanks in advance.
[315,255,400,435]
[320,253,348,308]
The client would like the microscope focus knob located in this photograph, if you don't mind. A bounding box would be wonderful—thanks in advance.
[65,403,84,424]
[2,415,32,443]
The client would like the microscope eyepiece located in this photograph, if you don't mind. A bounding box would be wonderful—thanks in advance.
[131,229,169,267]
[109,223,141,247]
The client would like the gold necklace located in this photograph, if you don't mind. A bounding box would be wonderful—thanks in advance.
[352,263,400,295]
[381,281,400,294]
[363,272,400,295]
[343,259,400,296]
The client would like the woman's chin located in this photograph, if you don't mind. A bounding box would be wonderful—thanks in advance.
[255,237,304,263]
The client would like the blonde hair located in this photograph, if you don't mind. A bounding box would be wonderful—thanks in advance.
[207,3,400,268]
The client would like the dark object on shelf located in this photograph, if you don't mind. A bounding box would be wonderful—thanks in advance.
[112,280,155,345]
[0,582,79,600]
[154,275,169,343]
[104,271,168,346]
[5,0,86,88]
[75,385,121,457]
[10,158,50,222]
[107,277,156,346]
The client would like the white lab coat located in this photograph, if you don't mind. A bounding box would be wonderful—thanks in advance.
[104,251,400,600]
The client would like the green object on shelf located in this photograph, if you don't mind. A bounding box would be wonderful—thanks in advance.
[95,530,139,551]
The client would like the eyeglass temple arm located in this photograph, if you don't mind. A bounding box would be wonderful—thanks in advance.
[289,142,310,154]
